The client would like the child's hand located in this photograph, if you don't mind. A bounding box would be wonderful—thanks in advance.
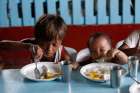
[107,48,128,64]
[36,46,44,60]
[31,45,44,60]
[106,49,120,58]
[70,62,79,70]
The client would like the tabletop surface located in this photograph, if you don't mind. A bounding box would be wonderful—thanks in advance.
[0,67,140,93]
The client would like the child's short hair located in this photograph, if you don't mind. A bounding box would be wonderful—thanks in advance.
[87,32,112,49]
[34,14,67,42]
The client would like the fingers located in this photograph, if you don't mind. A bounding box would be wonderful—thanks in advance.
[70,62,79,70]
[106,49,113,57]
[107,49,120,58]
[35,46,44,60]
[31,45,43,60]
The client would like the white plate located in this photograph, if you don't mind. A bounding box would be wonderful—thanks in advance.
[80,63,127,82]
[20,62,61,81]
[129,83,140,93]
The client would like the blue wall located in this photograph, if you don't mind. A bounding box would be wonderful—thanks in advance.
[0,0,140,27]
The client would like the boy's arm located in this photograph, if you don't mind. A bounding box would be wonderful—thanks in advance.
[107,49,128,64]
[119,42,140,56]
[119,30,140,56]
[114,50,128,64]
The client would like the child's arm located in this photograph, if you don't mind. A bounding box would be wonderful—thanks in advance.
[114,50,128,64]
[107,49,128,64]
[119,32,140,56]
[119,42,140,56]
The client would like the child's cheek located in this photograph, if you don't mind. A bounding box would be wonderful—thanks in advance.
[52,47,58,54]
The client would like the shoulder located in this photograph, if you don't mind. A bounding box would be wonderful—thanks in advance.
[128,30,140,38]
[60,46,77,61]
[123,30,140,48]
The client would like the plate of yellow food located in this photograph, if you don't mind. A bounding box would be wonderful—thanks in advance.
[80,63,127,82]
[20,62,62,81]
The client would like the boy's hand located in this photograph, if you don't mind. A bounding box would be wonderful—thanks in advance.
[107,49,120,58]
[70,62,79,70]
[36,46,44,60]
[30,45,44,60]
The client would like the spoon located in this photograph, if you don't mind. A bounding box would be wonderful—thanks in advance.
[130,75,140,84]
[32,45,41,79]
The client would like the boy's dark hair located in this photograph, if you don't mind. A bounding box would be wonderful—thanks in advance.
[87,32,112,49]
[34,14,67,42]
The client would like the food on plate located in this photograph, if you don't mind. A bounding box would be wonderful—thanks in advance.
[86,71,104,80]
[85,68,110,80]
[40,65,62,80]
[40,72,57,79]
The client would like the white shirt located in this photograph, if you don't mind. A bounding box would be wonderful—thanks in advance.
[124,30,140,48]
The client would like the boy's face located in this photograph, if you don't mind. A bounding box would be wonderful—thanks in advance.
[39,39,62,59]
[90,37,111,58]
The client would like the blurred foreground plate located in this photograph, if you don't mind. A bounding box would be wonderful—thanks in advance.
[20,62,61,81]
[129,83,140,93]
[80,63,127,82]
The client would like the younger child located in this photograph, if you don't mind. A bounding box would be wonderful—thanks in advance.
[73,32,128,68]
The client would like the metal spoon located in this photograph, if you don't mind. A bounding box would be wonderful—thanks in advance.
[32,45,41,79]
[130,75,140,84]
[41,65,48,78]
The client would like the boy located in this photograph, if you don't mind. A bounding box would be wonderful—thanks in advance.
[0,14,70,68]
